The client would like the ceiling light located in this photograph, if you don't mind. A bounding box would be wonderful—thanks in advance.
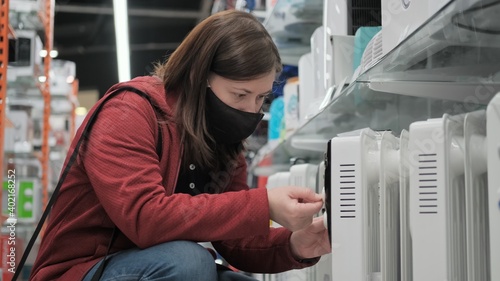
[113,0,131,82]
[50,50,59,58]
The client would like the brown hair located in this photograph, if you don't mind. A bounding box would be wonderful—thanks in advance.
[155,10,282,179]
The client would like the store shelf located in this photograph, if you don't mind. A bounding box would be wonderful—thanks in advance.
[0,0,10,201]
[251,0,500,175]
[290,134,330,152]
[367,81,500,103]
[263,0,323,66]
[2,0,69,233]
[9,0,45,30]
[358,0,500,84]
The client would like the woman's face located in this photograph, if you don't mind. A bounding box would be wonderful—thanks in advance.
[207,72,275,113]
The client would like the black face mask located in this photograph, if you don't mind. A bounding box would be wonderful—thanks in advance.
[205,88,264,144]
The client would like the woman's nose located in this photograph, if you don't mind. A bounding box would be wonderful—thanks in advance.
[238,101,259,113]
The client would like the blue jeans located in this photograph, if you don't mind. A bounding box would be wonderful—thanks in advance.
[82,240,258,281]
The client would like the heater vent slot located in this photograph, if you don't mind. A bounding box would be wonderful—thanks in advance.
[340,163,356,219]
[291,175,303,186]
[418,153,438,214]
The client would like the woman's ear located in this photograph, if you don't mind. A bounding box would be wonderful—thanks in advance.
[207,72,215,88]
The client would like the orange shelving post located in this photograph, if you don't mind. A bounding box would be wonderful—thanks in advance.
[40,0,55,215]
[0,0,10,223]
[69,79,79,143]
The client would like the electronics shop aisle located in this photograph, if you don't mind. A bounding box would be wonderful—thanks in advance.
[2,0,500,280]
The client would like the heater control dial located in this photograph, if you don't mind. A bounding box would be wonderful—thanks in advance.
[323,211,328,229]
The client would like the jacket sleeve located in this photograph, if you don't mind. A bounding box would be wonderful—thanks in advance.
[212,228,320,273]
[81,90,271,248]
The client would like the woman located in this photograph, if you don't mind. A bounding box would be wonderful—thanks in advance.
[30,10,330,281]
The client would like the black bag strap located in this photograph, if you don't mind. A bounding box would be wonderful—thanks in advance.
[89,227,120,281]
[12,86,164,281]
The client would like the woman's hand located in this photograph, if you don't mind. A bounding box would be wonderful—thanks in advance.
[290,216,331,260]
[267,186,323,232]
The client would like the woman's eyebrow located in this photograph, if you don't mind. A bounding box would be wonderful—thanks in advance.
[233,87,272,95]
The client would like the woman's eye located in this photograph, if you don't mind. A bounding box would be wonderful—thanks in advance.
[258,93,271,101]
[234,93,246,98]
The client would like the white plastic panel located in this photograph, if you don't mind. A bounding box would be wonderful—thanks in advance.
[329,128,381,281]
[487,93,500,281]
[379,131,401,281]
[266,171,290,229]
[398,130,412,281]
[444,113,467,281]
[298,52,315,124]
[464,110,490,281]
[409,114,468,281]
[381,0,452,54]
[311,26,326,101]
[266,172,290,189]
[409,117,448,281]
[289,163,318,192]
[331,35,355,87]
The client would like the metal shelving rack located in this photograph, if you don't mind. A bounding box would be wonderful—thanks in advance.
[39,0,54,216]
[0,0,77,278]
[0,0,10,223]
[1,0,80,275]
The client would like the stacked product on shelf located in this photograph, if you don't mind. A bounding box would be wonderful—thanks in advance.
[381,0,452,55]
[320,92,500,281]
[264,162,328,281]
[7,29,43,85]
[325,128,382,281]
[255,1,500,280]
[2,0,78,279]
[4,1,46,231]
[293,0,385,133]
[264,0,323,66]
[322,0,381,90]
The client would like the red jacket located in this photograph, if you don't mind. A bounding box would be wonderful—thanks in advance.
[30,76,315,280]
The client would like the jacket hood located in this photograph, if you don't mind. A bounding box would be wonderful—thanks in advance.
[104,75,176,118]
